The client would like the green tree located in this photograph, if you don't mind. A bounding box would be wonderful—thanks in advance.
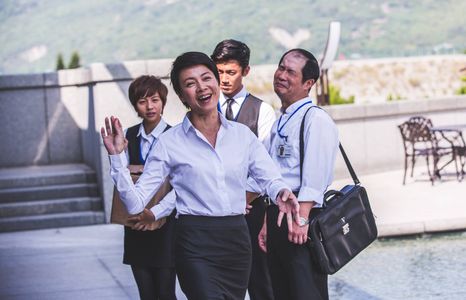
[68,51,81,69]
[56,53,65,70]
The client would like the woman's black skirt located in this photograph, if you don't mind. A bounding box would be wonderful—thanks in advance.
[123,211,176,268]
[175,215,252,300]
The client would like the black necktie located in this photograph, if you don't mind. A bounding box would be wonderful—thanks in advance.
[225,98,234,120]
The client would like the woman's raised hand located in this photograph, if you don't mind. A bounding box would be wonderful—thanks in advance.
[101,116,127,155]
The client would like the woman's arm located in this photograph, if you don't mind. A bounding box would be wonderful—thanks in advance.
[102,116,168,214]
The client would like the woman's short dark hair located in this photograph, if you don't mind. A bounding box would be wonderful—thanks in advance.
[128,75,168,109]
[170,52,220,105]
[278,48,320,83]
[211,39,250,70]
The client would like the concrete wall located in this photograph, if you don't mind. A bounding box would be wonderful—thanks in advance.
[1,60,465,221]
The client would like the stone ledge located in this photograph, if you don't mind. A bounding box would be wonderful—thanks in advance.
[146,58,173,78]
[377,218,466,238]
[90,60,146,81]
[44,68,91,87]
[0,73,44,89]
[326,96,466,121]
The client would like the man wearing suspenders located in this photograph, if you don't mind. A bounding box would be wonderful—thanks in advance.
[211,39,276,300]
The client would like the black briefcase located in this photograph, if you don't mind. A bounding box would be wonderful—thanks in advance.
[298,107,378,275]
[308,180,377,274]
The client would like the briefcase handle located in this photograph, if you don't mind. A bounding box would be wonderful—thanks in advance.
[300,106,361,186]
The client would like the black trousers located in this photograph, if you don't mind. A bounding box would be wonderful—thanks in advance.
[175,215,252,300]
[131,265,177,300]
[266,205,328,300]
[245,197,274,300]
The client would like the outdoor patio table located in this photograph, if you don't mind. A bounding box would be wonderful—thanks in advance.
[430,124,466,181]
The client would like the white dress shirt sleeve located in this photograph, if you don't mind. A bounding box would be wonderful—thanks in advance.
[247,132,288,203]
[299,111,339,205]
[257,102,276,142]
[150,189,176,220]
[110,141,171,214]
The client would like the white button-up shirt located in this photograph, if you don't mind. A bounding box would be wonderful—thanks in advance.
[110,113,288,217]
[248,97,339,207]
[123,119,176,219]
[219,86,276,142]
[125,119,168,162]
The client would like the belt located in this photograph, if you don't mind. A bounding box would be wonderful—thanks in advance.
[263,195,272,206]
[252,195,272,207]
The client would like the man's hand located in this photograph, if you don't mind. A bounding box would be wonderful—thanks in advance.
[258,216,268,253]
[276,189,300,232]
[288,223,309,245]
[101,116,127,155]
[245,204,253,214]
[289,201,314,244]
[127,208,165,231]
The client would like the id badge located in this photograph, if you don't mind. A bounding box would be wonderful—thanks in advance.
[277,144,292,158]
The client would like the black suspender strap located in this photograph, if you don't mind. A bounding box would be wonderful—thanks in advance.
[299,106,360,186]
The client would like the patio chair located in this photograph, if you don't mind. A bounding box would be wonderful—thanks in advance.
[398,116,454,185]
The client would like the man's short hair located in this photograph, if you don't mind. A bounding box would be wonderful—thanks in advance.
[128,75,168,109]
[211,39,250,70]
[278,48,320,83]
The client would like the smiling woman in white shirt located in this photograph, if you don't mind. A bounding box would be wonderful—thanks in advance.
[101,52,300,300]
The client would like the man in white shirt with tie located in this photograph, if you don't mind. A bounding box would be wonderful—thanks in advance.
[211,39,276,300]
[253,49,339,300]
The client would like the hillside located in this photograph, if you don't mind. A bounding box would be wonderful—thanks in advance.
[245,55,466,108]
[1,0,465,75]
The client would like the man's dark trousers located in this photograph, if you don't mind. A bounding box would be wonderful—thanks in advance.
[266,205,328,300]
[245,196,274,300]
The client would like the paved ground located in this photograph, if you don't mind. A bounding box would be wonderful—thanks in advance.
[1,168,465,299]
[331,168,466,237]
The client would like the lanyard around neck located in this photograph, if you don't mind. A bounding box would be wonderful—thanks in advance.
[140,136,157,165]
[277,100,312,141]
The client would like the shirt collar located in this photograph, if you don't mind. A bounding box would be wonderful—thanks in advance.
[182,111,231,134]
[282,97,313,114]
[220,86,248,107]
[137,119,167,140]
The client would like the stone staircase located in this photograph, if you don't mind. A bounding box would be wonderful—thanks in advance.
[0,164,105,232]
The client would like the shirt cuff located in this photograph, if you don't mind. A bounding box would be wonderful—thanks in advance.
[268,180,289,204]
[298,186,324,207]
[110,152,128,169]
[150,205,169,220]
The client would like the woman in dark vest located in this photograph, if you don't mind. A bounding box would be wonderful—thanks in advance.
[123,75,176,300]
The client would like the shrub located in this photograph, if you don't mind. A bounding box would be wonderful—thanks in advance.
[68,51,81,69]
[457,76,466,95]
[387,93,404,101]
[56,53,65,70]
[329,84,355,105]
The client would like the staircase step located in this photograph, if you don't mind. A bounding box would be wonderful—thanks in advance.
[0,211,105,232]
[0,164,96,189]
[0,197,102,217]
[0,183,98,203]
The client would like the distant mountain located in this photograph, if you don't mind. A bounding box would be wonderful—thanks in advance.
[1,0,465,75]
